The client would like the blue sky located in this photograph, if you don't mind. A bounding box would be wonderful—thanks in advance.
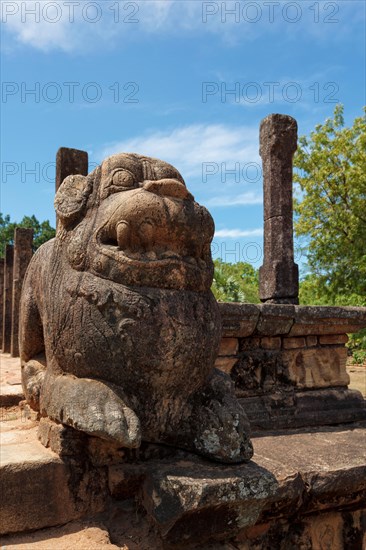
[1,0,365,271]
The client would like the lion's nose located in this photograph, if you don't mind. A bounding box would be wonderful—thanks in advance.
[143,179,193,200]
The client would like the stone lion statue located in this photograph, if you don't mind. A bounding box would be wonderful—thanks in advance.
[20,153,253,463]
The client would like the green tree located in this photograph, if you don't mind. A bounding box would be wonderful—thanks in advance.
[294,105,366,300]
[0,213,55,257]
[211,259,260,303]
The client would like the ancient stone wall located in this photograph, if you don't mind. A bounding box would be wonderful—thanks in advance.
[215,303,366,430]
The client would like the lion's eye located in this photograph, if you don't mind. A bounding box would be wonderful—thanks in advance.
[112,170,135,188]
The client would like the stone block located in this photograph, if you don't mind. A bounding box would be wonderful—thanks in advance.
[283,337,306,349]
[319,334,349,345]
[215,356,238,374]
[281,347,350,389]
[219,302,260,337]
[232,350,280,396]
[218,337,239,356]
[0,258,4,349]
[240,388,366,431]
[306,335,318,347]
[289,305,366,336]
[255,304,295,335]
[259,261,299,303]
[142,458,278,545]
[2,245,14,353]
[240,337,261,351]
[0,521,119,549]
[261,337,281,350]
[56,147,88,192]
[0,422,107,535]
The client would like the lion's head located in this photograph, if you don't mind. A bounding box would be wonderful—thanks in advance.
[55,153,215,291]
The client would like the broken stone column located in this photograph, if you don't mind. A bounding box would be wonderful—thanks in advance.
[56,148,88,228]
[0,258,4,349]
[259,114,299,304]
[2,245,14,353]
[10,228,33,357]
[56,147,88,193]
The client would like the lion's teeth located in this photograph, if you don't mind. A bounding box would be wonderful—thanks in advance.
[145,251,158,260]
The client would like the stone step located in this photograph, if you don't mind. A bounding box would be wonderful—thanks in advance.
[0,521,119,550]
[0,414,107,536]
[0,353,23,407]
[1,409,365,547]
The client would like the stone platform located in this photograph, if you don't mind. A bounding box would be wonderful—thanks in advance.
[1,404,365,548]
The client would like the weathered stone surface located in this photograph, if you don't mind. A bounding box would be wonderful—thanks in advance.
[306,335,318,347]
[259,114,299,304]
[240,389,366,431]
[219,302,260,337]
[232,350,281,397]
[10,228,33,357]
[0,353,23,407]
[255,304,295,335]
[281,347,350,388]
[319,333,349,345]
[142,458,278,544]
[108,463,146,499]
[0,521,119,550]
[260,336,281,350]
[289,305,366,336]
[2,245,14,353]
[283,336,306,349]
[215,356,238,374]
[0,258,4,349]
[20,153,252,464]
[240,337,261,350]
[55,147,88,192]
[236,507,365,550]
[0,419,107,535]
[219,337,239,356]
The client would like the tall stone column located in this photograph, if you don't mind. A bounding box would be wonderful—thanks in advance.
[56,148,88,228]
[0,258,4,349]
[259,114,299,304]
[11,228,33,357]
[2,245,14,353]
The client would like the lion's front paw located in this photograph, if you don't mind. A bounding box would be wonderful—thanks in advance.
[40,373,141,448]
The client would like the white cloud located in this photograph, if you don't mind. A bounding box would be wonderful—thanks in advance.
[207,191,262,207]
[99,123,259,179]
[215,228,263,238]
[2,0,362,53]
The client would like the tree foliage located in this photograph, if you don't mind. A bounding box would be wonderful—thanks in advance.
[293,105,366,300]
[211,259,260,303]
[0,213,55,257]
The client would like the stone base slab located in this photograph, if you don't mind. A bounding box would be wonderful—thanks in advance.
[240,388,366,431]
[1,409,365,548]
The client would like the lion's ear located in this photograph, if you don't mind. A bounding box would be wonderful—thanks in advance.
[54,174,92,225]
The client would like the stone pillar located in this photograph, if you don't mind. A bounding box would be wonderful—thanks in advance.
[2,245,14,353]
[259,114,299,304]
[0,258,4,349]
[10,228,33,357]
[56,147,88,193]
[56,148,88,228]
